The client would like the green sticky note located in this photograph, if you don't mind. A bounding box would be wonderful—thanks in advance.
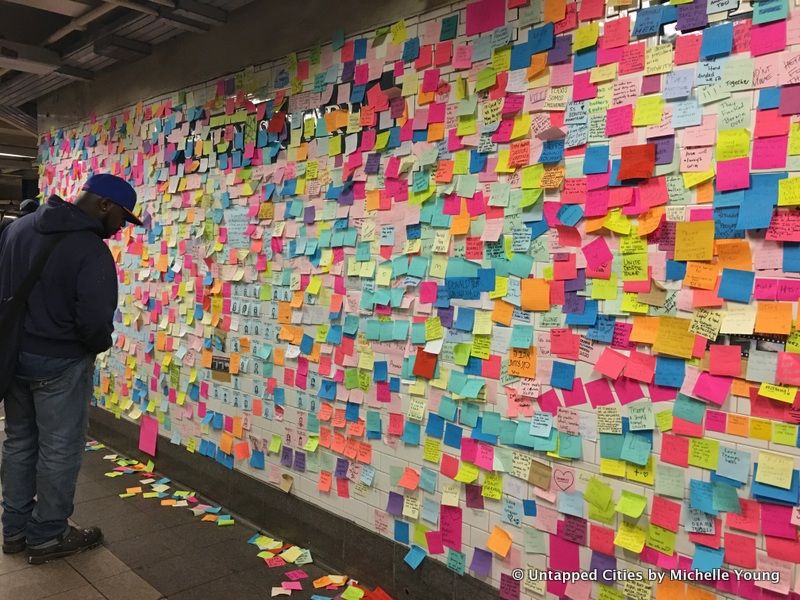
[615,490,648,518]
[655,463,685,499]
[268,434,282,454]
[584,477,613,510]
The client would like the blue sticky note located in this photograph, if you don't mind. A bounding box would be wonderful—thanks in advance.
[689,479,718,515]
[420,468,438,494]
[655,354,686,388]
[632,5,662,37]
[443,423,463,449]
[666,260,687,280]
[426,414,445,438]
[700,22,733,59]
[551,361,576,390]
[394,520,410,544]
[692,546,725,573]
[558,491,584,518]
[784,243,800,273]
[718,268,755,303]
[759,87,782,110]
[404,545,427,570]
[402,422,421,446]
[584,145,609,174]
[522,500,537,516]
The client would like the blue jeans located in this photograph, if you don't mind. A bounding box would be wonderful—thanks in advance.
[1,351,95,545]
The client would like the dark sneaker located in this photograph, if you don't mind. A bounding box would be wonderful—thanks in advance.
[2,535,26,554]
[28,526,103,565]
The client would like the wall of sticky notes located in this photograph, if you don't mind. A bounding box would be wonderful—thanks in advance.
[38,0,800,596]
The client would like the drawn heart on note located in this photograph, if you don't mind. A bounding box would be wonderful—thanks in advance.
[553,468,575,491]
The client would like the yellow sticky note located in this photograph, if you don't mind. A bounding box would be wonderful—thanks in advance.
[688,438,720,470]
[773,423,798,447]
[600,458,627,477]
[716,128,750,161]
[481,472,503,500]
[454,461,479,483]
[653,316,696,359]
[633,95,664,126]
[614,521,646,553]
[573,22,600,52]
[758,382,798,404]
[756,451,795,490]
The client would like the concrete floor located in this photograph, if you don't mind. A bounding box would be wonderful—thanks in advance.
[0,408,368,600]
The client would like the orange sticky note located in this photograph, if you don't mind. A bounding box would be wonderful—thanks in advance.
[229,352,241,375]
[674,221,715,261]
[520,279,551,311]
[755,302,794,335]
[492,300,514,325]
[543,0,566,23]
[508,347,537,378]
[487,525,513,557]
[684,262,719,290]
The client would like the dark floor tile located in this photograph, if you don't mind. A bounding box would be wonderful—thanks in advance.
[166,575,265,600]
[0,560,87,600]
[74,479,119,504]
[65,546,128,584]
[158,520,242,553]
[105,530,181,569]
[134,550,234,596]
[41,584,105,600]
[94,569,163,600]
[83,509,165,544]
[227,470,265,525]
[71,495,131,525]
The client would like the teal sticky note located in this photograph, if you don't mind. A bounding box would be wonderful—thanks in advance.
[558,432,582,459]
[557,491,584,517]
[422,497,439,525]
[513,421,536,448]
[402,422,421,445]
[673,393,706,424]
[508,253,534,278]
[529,413,553,438]
[712,481,741,513]
[500,420,517,445]
[510,325,534,348]
[716,447,750,483]
[532,428,557,452]
[460,402,480,427]
[438,396,458,421]
[420,468,438,494]
[460,379,484,398]
[753,0,787,24]
[482,411,501,435]
[619,433,651,466]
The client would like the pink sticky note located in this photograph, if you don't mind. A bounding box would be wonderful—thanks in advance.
[138,415,158,457]
[692,372,732,406]
[705,410,728,433]
[751,135,788,169]
[660,433,689,467]
[715,157,750,192]
[585,378,616,407]
[281,581,303,590]
[426,530,445,555]
[709,344,742,377]
[465,0,505,36]
[612,377,643,405]
[751,20,787,57]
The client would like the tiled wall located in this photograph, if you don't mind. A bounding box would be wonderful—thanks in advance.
[39,0,800,598]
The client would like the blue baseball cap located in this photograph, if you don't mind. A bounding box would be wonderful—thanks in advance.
[82,173,142,226]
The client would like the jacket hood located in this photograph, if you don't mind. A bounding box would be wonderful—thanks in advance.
[32,194,105,236]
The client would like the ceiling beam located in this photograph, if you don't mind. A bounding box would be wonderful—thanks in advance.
[94,34,152,61]
[173,0,226,26]
[0,40,61,75]
[155,6,211,33]
[0,104,37,136]
[1,0,91,18]
[54,65,95,81]
[0,143,37,158]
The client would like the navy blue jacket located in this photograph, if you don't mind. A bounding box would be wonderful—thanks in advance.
[0,195,118,357]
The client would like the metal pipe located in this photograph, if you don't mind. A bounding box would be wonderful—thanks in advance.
[45,3,118,44]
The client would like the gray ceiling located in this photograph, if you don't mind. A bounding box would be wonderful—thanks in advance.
[0,0,253,183]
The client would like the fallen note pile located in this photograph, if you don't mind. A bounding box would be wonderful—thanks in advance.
[247,533,393,599]
[87,440,235,526]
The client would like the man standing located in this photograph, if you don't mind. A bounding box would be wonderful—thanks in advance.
[0,198,41,240]
[0,174,142,564]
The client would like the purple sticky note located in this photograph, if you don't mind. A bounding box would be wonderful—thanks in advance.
[280,446,293,468]
[303,207,315,224]
[652,135,675,165]
[465,484,485,509]
[335,457,349,479]
[387,491,404,516]
[589,551,617,582]
[293,450,306,472]
[437,306,455,328]
[548,35,572,65]
[677,0,708,32]
[469,548,492,578]
[564,269,586,292]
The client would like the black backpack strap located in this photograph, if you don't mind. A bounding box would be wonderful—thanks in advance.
[6,232,70,307]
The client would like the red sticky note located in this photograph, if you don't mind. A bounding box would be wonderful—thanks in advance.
[709,344,741,377]
[618,144,655,181]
